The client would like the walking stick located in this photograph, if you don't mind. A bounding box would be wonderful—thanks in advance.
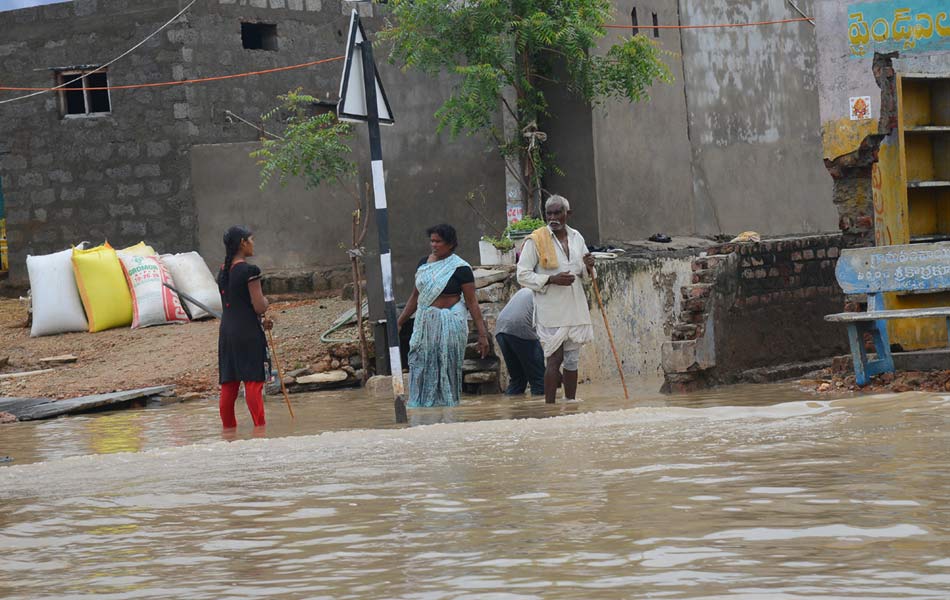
[591,273,629,400]
[265,328,295,419]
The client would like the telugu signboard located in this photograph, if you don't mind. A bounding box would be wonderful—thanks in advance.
[835,243,950,294]
[848,0,950,57]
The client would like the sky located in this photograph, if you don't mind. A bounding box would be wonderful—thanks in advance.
[0,0,69,12]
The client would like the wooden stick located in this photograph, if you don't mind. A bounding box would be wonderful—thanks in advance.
[591,274,629,400]
[0,368,54,380]
[265,329,295,419]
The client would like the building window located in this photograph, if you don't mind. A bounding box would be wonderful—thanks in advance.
[242,22,278,51]
[652,12,660,38]
[630,7,639,35]
[56,69,111,117]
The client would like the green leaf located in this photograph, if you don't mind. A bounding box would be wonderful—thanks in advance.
[250,89,356,190]
[381,0,670,203]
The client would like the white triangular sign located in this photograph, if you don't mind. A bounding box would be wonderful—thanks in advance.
[337,9,394,125]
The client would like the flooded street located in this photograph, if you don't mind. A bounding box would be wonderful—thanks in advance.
[1,387,949,598]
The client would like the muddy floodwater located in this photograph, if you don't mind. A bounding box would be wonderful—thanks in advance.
[1,384,949,598]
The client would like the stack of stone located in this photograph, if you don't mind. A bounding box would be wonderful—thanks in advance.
[264,343,366,395]
[462,267,519,394]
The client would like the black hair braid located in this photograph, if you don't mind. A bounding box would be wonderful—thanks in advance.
[217,225,252,292]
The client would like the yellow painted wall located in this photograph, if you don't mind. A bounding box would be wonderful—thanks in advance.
[822,117,877,161]
[873,138,905,246]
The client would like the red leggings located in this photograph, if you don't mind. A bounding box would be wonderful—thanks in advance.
[219,381,266,428]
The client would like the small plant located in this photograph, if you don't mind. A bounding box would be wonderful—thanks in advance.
[505,218,546,236]
[482,235,515,253]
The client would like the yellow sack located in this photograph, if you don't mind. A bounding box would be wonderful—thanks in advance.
[72,243,134,332]
[118,241,157,257]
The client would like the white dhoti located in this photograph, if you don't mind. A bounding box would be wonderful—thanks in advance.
[537,324,594,370]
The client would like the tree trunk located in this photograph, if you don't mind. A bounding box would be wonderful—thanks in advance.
[351,211,370,385]
[501,84,526,222]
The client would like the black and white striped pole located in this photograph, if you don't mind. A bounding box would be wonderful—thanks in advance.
[338,9,407,422]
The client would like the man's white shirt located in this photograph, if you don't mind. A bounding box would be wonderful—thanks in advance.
[516,225,593,329]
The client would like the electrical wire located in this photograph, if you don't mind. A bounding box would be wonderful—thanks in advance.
[604,17,812,30]
[0,0,198,105]
[0,15,812,97]
[0,56,344,92]
[223,109,285,140]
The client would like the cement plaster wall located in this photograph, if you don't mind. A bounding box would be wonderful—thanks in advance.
[578,255,695,388]
[592,0,837,242]
[679,0,837,237]
[358,70,508,317]
[814,0,882,161]
[191,142,356,272]
[594,0,695,242]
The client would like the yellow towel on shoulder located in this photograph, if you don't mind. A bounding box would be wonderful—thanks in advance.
[529,226,558,270]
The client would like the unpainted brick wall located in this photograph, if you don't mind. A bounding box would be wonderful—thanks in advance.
[664,234,851,392]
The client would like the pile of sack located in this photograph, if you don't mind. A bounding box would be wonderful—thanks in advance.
[27,242,223,338]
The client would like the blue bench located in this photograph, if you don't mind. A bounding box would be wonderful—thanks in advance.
[825,242,950,386]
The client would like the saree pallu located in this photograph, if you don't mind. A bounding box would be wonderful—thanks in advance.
[408,254,470,407]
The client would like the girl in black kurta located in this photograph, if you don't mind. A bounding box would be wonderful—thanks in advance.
[217,226,271,428]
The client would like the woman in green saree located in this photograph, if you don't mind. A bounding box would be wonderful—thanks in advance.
[397,224,490,407]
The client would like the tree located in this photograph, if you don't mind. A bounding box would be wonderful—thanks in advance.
[252,90,371,383]
[380,0,672,216]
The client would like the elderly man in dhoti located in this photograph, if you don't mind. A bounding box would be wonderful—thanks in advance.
[517,195,596,403]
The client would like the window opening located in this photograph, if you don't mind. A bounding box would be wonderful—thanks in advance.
[55,69,111,117]
[652,12,659,37]
[630,7,639,35]
[242,22,278,51]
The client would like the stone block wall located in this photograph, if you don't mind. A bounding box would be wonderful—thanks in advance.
[663,234,851,392]
[0,0,391,283]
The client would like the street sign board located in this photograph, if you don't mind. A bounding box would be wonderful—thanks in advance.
[337,9,394,125]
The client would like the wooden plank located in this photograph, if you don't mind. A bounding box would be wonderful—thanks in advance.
[0,397,54,416]
[0,369,54,381]
[836,242,950,294]
[826,307,950,322]
[906,126,950,133]
[909,180,950,188]
[15,386,175,421]
[38,354,78,365]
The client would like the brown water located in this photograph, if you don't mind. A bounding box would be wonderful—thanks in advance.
[1,385,949,598]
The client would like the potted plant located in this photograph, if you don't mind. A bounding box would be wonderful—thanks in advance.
[479,234,516,266]
[505,217,546,255]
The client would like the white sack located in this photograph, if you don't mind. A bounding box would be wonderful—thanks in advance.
[27,248,89,337]
[119,254,190,328]
[159,252,222,319]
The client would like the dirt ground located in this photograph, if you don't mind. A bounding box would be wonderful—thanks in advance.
[0,295,363,400]
[804,363,950,394]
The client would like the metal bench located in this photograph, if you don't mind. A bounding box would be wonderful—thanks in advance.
[826,242,950,386]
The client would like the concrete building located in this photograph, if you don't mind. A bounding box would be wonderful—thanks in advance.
[545,0,838,245]
[4,0,838,288]
[1,0,855,387]
[0,0,505,290]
